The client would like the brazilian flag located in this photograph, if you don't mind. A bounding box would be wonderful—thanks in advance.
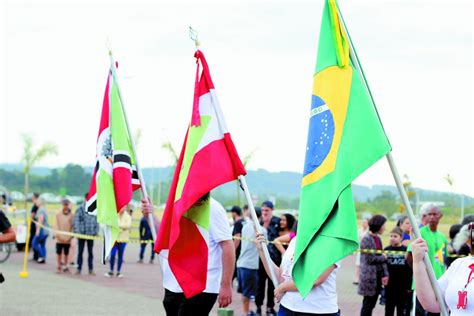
[292,0,391,296]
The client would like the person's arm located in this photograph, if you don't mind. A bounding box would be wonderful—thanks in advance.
[274,233,291,254]
[360,236,386,264]
[255,233,282,282]
[233,233,241,250]
[218,239,235,308]
[274,264,337,302]
[412,238,441,313]
[0,227,16,243]
[36,213,44,236]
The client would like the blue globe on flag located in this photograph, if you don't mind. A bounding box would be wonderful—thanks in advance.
[303,95,335,176]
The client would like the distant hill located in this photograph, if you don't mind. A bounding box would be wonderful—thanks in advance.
[1,163,472,206]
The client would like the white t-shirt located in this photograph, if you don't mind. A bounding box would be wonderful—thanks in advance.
[279,237,340,313]
[161,198,233,294]
[437,256,474,315]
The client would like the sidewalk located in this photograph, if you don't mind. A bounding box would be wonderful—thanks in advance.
[1,239,384,315]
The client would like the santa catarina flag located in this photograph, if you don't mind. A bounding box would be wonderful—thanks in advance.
[155,50,246,298]
[292,0,391,296]
[86,63,140,261]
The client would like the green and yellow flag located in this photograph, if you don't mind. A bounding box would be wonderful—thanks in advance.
[293,0,391,296]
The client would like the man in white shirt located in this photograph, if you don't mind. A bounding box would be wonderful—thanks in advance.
[142,193,235,315]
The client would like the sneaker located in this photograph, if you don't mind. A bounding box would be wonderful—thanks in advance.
[89,271,96,276]
[63,267,71,274]
[266,308,276,316]
[37,257,45,263]
[137,259,143,263]
[104,271,114,278]
[116,273,123,278]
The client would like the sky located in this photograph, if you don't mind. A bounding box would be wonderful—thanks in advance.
[0,0,473,196]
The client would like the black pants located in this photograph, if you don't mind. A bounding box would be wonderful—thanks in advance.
[385,287,408,316]
[30,222,39,260]
[361,295,379,316]
[256,260,275,309]
[77,239,94,272]
[415,298,440,316]
[139,242,155,260]
[163,289,218,316]
[279,305,340,316]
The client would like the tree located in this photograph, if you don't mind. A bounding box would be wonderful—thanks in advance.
[21,134,58,208]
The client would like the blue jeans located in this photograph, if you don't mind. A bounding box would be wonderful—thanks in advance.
[32,230,48,259]
[139,242,155,260]
[109,243,126,273]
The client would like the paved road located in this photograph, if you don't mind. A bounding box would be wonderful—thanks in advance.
[1,240,384,315]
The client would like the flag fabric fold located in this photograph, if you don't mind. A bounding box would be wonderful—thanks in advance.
[155,50,246,298]
[86,63,140,262]
[292,0,391,297]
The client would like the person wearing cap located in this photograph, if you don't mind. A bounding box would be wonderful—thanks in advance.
[256,200,280,316]
[54,198,74,273]
[411,222,474,315]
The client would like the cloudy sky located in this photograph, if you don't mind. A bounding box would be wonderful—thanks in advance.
[0,0,472,196]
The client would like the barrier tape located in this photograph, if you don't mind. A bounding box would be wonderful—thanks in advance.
[32,220,154,244]
[31,221,467,258]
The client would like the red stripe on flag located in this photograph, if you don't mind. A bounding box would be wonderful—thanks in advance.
[113,168,133,212]
[191,50,215,126]
[87,73,111,203]
[155,134,245,298]
[168,216,208,298]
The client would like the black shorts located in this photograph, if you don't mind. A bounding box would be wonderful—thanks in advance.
[56,243,71,255]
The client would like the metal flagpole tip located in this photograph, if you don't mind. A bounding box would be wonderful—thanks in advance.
[188,26,200,49]
[19,271,29,278]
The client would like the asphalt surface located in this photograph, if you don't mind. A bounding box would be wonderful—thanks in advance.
[0,239,384,316]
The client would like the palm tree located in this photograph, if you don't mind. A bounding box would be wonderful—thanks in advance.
[21,134,58,208]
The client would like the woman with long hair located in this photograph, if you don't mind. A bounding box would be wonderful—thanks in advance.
[274,213,297,255]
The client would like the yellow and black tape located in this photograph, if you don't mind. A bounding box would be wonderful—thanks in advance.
[31,221,468,258]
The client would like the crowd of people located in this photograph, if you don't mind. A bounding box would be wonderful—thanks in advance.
[22,192,158,278]
[1,191,473,316]
[356,203,473,316]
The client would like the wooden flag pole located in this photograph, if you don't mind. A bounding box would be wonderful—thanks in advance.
[108,50,157,242]
[336,4,448,315]
[238,175,280,288]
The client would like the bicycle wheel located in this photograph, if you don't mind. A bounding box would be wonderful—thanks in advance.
[0,242,12,263]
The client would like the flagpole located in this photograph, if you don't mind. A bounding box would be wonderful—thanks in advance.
[336,4,449,315]
[238,175,280,288]
[108,50,157,242]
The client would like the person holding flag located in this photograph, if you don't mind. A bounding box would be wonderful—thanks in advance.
[152,48,247,315]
